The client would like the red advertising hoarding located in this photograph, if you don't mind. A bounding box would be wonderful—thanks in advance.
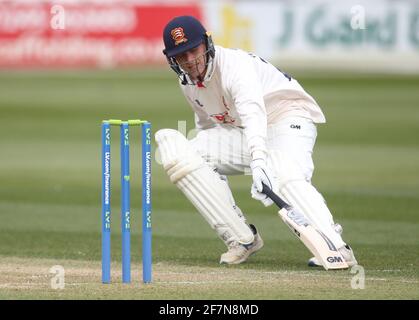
[0,1,202,67]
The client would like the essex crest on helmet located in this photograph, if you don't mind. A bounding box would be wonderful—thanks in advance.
[171,27,188,46]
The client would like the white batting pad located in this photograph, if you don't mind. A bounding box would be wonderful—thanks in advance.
[269,150,345,249]
[155,129,254,245]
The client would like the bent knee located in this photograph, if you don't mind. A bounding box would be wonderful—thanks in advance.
[155,128,205,183]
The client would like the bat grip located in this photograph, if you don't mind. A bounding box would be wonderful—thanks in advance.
[261,183,290,210]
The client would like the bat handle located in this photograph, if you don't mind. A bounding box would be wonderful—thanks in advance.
[261,183,290,210]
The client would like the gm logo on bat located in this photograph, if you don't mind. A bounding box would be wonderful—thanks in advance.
[327,256,344,263]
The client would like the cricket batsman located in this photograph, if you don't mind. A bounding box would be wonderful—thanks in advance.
[155,15,358,269]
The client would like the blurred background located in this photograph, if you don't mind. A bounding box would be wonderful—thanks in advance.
[1,0,418,71]
[0,0,418,298]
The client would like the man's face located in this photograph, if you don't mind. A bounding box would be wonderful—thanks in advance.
[175,43,207,81]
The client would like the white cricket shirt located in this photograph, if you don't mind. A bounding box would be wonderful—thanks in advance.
[180,45,325,160]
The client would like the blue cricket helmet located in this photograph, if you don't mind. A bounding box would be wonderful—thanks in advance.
[163,16,207,58]
[162,16,215,85]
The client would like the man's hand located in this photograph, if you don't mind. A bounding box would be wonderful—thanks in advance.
[250,158,278,207]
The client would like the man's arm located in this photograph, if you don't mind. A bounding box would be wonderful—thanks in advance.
[225,51,277,205]
[226,52,268,163]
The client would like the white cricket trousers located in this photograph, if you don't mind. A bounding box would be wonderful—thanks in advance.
[189,116,346,249]
[190,116,317,182]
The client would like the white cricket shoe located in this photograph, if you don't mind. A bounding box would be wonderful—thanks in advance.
[220,224,264,265]
[308,244,358,268]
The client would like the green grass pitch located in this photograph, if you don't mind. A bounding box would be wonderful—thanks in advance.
[0,69,418,299]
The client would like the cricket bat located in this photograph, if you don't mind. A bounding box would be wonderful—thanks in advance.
[262,183,348,270]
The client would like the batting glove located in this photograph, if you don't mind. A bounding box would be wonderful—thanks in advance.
[250,158,277,207]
